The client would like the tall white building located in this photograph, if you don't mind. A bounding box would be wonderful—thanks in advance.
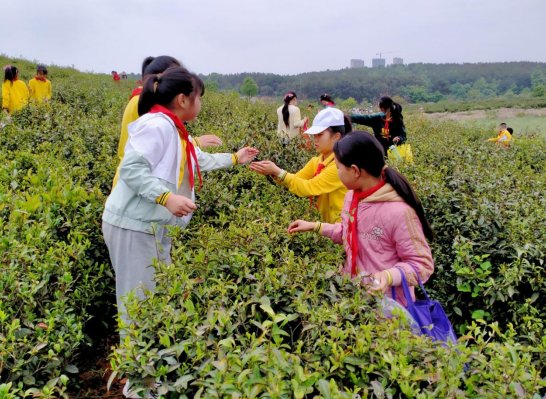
[372,58,386,68]
[350,59,365,68]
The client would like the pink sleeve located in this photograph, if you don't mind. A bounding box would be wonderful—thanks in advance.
[320,222,343,244]
[387,207,434,287]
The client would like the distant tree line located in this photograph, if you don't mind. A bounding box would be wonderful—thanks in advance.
[200,62,546,103]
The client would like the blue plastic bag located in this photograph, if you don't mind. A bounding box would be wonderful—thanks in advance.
[393,268,457,344]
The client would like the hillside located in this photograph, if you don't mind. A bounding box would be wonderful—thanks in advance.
[203,61,546,103]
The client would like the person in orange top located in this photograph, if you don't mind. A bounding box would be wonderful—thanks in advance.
[2,65,29,114]
[28,64,52,104]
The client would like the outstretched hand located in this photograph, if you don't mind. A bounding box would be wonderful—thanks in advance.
[287,220,316,234]
[196,134,223,147]
[236,147,259,164]
[248,160,281,176]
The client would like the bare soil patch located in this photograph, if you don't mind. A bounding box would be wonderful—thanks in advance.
[425,107,546,122]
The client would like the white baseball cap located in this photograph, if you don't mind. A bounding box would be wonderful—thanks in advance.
[304,107,345,135]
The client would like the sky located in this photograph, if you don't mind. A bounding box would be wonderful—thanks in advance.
[2,0,546,76]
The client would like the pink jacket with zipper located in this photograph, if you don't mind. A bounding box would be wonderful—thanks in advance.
[320,183,434,306]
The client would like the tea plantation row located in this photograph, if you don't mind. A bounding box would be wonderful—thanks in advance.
[0,70,544,397]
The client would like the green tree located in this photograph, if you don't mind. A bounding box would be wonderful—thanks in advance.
[531,69,545,97]
[240,77,259,97]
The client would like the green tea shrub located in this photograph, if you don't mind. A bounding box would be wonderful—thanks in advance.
[0,60,545,397]
[400,117,546,345]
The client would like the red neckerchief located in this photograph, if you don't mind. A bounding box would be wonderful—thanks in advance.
[149,104,202,190]
[347,179,386,277]
[130,87,143,99]
[382,112,392,140]
[35,76,47,82]
[308,155,330,208]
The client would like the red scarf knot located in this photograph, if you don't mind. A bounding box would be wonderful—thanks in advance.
[347,179,386,277]
[149,104,202,191]
[382,115,392,139]
[35,76,47,82]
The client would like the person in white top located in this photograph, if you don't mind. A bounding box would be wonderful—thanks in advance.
[277,91,308,143]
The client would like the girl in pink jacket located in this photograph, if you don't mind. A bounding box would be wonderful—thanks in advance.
[288,131,434,306]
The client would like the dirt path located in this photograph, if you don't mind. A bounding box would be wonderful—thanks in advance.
[424,107,546,122]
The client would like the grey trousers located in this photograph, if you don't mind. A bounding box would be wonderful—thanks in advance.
[102,221,172,335]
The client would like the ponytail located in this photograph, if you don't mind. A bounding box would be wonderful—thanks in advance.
[379,96,404,125]
[138,66,204,116]
[4,65,17,82]
[282,91,297,127]
[383,167,433,242]
[334,131,433,241]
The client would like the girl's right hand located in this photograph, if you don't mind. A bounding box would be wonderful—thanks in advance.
[165,194,197,217]
[197,134,223,147]
[287,220,315,234]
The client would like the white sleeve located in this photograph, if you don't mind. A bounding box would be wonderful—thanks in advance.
[195,145,234,172]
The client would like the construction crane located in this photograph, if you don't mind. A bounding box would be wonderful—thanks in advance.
[376,51,395,59]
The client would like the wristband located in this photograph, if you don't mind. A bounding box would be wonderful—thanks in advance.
[313,222,322,233]
[156,192,171,206]
[232,153,239,165]
[194,137,201,147]
[385,270,393,286]
[277,169,287,181]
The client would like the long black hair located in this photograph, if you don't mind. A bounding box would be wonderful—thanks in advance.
[282,91,297,127]
[4,65,18,82]
[379,96,404,124]
[138,66,204,116]
[334,131,433,241]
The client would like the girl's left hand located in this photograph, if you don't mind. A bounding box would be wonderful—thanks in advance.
[236,147,259,164]
[392,136,401,144]
[248,160,281,176]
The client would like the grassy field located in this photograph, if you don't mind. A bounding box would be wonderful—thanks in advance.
[423,107,546,139]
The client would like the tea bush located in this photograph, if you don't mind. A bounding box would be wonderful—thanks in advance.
[0,63,545,397]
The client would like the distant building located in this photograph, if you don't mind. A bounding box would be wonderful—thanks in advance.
[350,59,365,68]
[372,58,386,68]
[392,57,404,65]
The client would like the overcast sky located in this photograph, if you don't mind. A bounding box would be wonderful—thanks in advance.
[2,0,546,76]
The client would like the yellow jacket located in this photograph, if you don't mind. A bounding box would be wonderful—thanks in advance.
[29,78,52,103]
[2,80,29,113]
[487,129,512,147]
[276,153,347,223]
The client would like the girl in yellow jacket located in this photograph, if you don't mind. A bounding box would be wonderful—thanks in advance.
[113,55,223,187]
[250,107,350,223]
[2,65,29,114]
[28,64,52,104]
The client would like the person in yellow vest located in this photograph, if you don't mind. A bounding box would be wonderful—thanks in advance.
[113,55,223,187]
[28,64,52,104]
[2,65,29,114]
[486,122,512,148]
[249,107,351,223]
